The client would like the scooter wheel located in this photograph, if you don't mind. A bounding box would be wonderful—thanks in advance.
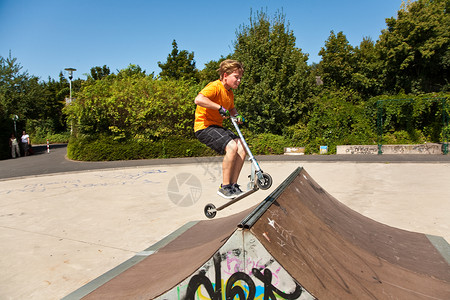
[257,173,273,190]
[204,203,217,219]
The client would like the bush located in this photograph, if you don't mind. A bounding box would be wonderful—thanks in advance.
[246,132,290,155]
[67,135,216,161]
[29,131,71,144]
[67,130,297,161]
[65,76,202,140]
[371,93,450,145]
[382,130,427,144]
[286,88,377,154]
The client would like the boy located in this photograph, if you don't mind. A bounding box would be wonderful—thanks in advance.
[194,59,246,199]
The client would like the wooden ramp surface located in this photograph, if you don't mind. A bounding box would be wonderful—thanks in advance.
[75,167,450,299]
[81,208,253,299]
[249,168,450,299]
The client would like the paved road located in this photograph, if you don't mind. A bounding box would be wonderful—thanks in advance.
[2,144,450,180]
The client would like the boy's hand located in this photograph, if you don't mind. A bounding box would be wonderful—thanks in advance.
[234,114,245,124]
[218,106,229,118]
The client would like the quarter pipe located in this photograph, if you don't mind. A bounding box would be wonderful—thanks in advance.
[64,167,450,299]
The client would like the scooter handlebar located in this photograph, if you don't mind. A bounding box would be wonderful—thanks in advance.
[231,115,245,123]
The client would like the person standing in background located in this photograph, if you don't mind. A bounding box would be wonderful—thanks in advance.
[9,133,20,158]
[21,130,30,156]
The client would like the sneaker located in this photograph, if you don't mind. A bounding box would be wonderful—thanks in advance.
[217,184,235,199]
[232,183,244,196]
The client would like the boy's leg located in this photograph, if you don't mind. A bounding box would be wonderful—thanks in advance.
[195,126,245,195]
[231,138,246,184]
[222,138,246,185]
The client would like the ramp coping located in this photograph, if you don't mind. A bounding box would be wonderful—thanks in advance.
[239,167,303,229]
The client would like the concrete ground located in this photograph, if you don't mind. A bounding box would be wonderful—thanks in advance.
[1,145,449,299]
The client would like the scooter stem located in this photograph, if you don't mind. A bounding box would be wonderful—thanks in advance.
[231,117,262,173]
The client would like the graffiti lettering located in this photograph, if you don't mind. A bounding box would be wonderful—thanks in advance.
[344,146,378,155]
[185,273,217,300]
[252,268,303,300]
[185,253,222,300]
[184,251,303,300]
[222,250,282,286]
[225,253,264,274]
[391,144,440,154]
[225,272,255,300]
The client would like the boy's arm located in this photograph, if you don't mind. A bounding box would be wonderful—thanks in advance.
[195,93,239,121]
[194,93,221,110]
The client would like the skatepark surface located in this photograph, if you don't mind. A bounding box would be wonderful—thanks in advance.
[1,145,450,299]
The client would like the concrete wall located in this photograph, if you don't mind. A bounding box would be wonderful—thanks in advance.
[284,147,305,155]
[156,230,315,299]
[337,143,443,155]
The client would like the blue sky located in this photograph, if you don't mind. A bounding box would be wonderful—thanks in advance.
[0,0,404,81]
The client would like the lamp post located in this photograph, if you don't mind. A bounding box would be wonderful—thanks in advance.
[65,68,76,133]
[12,115,18,135]
[64,68,76,103]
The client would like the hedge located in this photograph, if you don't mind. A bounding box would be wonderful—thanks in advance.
[67,131,293,161]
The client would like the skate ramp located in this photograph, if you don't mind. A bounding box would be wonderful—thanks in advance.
[66,167,450,299]
[246,167,450,299]
[69,208,254,299]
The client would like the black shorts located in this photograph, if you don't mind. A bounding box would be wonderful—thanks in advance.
[195,125,238,155]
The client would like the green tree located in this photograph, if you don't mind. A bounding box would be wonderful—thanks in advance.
[289,88,375,153]
[352,37,383,98]
[38,74,69,132]
[0,53,58,158]
[318,31,355,89]
[116,64,146,78]
[198,56,229,83]
[0,53,43,124]
[66,75,201,139]
[232,10,314,134]
[377,0,450,93]
[158,40,198,81]
[89,65,111,80]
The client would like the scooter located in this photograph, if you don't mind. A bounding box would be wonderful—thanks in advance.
[204,116,273,219]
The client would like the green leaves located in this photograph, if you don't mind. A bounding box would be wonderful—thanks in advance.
[319,31,356,89]
[158,40,198,81]
[69,75,201,140]
[3,2,450,159]
[374,94,449,144]
[377,0,449,93]
[89,65,111,80]
[233,10,314,134]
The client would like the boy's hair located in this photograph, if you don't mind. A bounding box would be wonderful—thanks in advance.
[218,59,244,80]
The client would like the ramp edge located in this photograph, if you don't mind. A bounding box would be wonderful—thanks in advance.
[239,167,303,229]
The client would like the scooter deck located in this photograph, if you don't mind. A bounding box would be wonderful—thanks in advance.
[204,187,260,219]
[216,187,259,211]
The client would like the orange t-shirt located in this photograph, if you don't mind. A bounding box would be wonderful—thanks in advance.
[194,80,235,132]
